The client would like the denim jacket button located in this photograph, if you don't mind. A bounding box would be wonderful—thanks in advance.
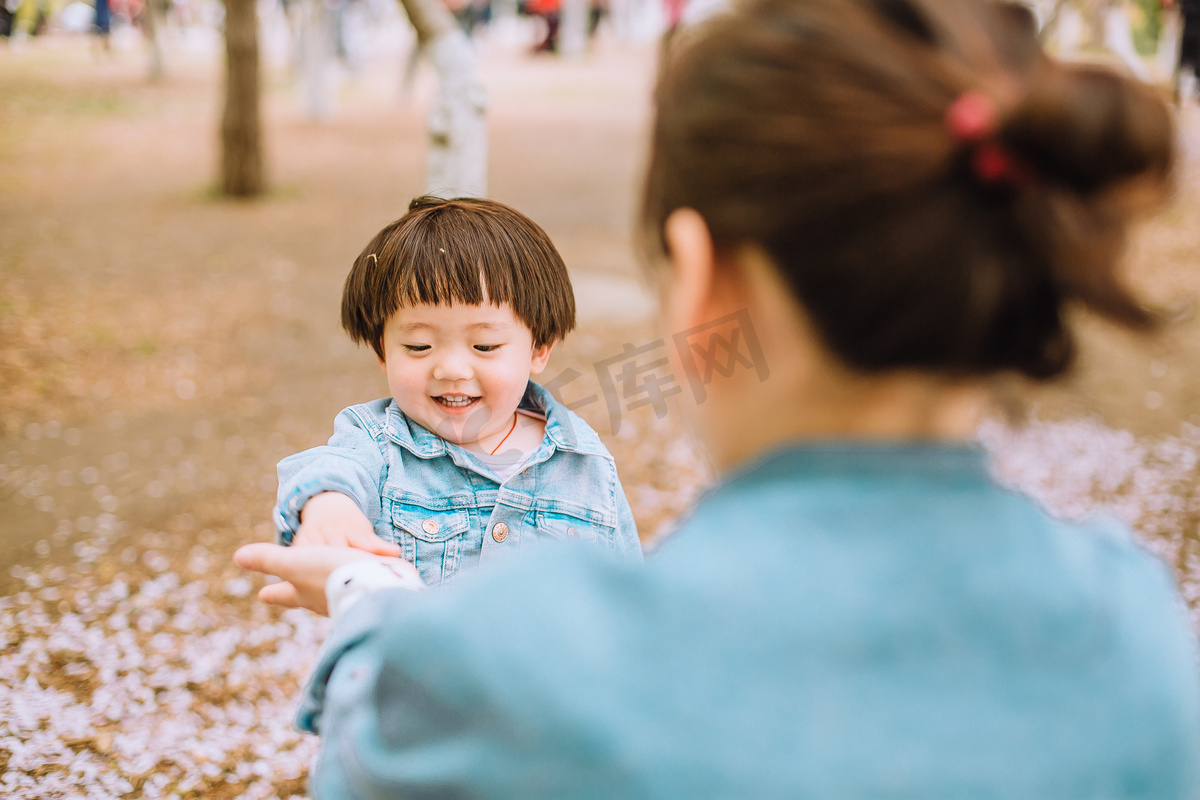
[567,527,577,538]
[492,522,509,543]
[421,519,440,536]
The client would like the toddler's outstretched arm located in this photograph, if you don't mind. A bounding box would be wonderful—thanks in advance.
[275,401,400,552]
[295,491,401,557]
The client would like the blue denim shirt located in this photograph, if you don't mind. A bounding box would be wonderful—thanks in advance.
[296,443,1200,799]
[274,381,642,585]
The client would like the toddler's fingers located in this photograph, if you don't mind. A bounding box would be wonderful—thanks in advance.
[348,529,402,557]
[258,581,302,608]
[234,542,290,575]
[367,540,403,557]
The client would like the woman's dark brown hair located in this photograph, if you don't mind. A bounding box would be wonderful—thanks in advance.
[642,0,1175,379]
[343,196,577,359]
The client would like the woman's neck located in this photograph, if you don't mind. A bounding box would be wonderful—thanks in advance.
[698,367,986,475]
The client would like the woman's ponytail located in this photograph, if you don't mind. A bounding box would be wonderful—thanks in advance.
[1003,62,1174,196]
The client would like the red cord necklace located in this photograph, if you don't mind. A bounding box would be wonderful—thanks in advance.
[489,415,518,455]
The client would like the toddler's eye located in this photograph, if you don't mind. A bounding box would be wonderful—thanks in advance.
[403,344,431,353]
[474,344,501,352]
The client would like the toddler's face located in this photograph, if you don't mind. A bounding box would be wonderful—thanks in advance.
[379,302,552,448]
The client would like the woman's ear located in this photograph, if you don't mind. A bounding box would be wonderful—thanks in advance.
[663,208,717,336]
[529,342,554,375]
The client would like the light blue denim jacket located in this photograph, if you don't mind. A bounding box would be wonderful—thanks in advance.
[274,381,642,585]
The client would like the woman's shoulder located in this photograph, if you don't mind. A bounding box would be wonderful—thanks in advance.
[661,458,1194,658]
[1042,511,1197,668]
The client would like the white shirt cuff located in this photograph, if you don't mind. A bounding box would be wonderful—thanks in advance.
[325,559,426,620]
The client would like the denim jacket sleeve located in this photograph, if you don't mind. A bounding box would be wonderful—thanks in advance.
[612,469,643,562]
[274,404,388,545]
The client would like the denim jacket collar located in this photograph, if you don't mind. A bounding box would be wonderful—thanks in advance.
[382,381,610,460]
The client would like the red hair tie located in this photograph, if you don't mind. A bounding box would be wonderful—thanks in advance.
[945,91,1027,187]
[946,91,996,142]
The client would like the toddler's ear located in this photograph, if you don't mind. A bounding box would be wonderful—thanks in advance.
[377,354,386,371]
[529,343,554,375]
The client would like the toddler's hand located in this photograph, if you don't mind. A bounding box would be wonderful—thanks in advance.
[295,492,401,557]
[234,543,383,616]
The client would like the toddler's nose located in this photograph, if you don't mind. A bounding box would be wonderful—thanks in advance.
[432,350,473,382]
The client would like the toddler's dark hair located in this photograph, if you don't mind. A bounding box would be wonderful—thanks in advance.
[642,0,1175,380]
[343,196,577,359]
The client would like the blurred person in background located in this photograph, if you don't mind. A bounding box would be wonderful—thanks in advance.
[663,0,686,30]
[6,0,49,36]
[445,0,491,36]
[522,0,563,52]
[523,0,605,53]
[93,0,112,49]
[236,0,1200,797]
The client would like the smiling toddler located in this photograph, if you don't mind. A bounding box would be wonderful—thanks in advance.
[273,196,642,588]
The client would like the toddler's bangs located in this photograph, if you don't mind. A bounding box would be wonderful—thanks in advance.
[391,211,520,310]
[342,197,576,359]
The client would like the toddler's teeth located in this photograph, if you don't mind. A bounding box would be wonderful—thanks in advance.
[436,395,477,408]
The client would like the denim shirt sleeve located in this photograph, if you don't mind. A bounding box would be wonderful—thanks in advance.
[295,588,446,796]
[274,405,388,545]
[295,547,636,799]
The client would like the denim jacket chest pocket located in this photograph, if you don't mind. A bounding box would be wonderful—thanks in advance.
[387,499,476,587]
[530,499,614,547]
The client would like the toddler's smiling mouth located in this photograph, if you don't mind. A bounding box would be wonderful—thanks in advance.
[434,395,480,408]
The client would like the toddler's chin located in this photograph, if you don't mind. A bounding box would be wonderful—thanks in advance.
[424,413,488,445]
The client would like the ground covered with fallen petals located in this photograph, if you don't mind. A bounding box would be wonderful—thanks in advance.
[1,569,324,799]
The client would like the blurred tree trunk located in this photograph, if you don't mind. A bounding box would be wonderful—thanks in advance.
[297,0,335,120]
[143,0,167,81]
[559,0,588,57]
[221,0,264,196]
[399,0,488,197]
[1083,0,1106,48]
